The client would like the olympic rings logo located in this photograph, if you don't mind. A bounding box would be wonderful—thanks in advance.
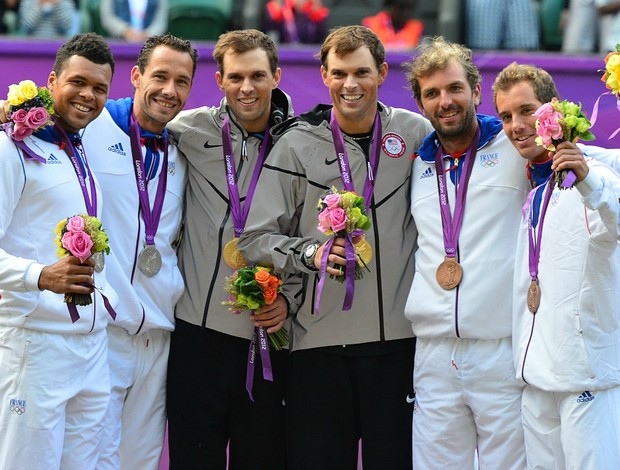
[480,159,498,168]
[10,405,25,415]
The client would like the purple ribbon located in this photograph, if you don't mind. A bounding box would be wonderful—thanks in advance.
[54,119,110,323]
[222,114,272,239]
[245,326,274,401]
[10,138,47,162]
[528,175,557,283]
[129,112,169,248]
[559,170,577,189]
[54,118,98,217]
[433,128,480,260]
[313,110,381,313]
[67,287,117,323]
[222,115,274,399]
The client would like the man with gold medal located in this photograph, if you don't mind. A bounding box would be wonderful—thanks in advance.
[239,25,432,469]
[165,30,297,469]
[403,38,530,469]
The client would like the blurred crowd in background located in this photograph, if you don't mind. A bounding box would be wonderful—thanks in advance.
[0,0,617,54]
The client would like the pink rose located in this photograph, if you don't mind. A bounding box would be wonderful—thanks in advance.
[533,102,554,119]
[66,215,86,233]
[10,109,27,124]
[12,123,33,141]
[322,193,341,209]
[25,107,49,129]
[317,208,333,233]
[534,102,564,147]
[61,231,93,263]
[329,207,347,233]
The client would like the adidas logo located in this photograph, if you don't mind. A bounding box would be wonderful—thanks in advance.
[108,143,126,156]
[420,167,433,179]
[576,391,595,403]
[47,154,61,164]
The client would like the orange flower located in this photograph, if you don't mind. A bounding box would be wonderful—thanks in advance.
[264,287,278,305]
[255,269,271,288]
[267,275,281,289]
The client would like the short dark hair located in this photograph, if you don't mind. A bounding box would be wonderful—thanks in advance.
[53,33,115,76]
[318,25,385,71]
[136,34,198,78]
[213,29,279,76]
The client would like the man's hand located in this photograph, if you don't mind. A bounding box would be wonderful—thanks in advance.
[250,294,288,334]
[314,235,363,276]
[38,256,95,294]
[551,141,589,182]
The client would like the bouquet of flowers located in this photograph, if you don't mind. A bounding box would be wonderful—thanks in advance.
[601,45,620,97]
[3,80,54,141]
[317,187,371,281]
[533,97,595,188]
[54,214,110,306]
[223,266,288,350]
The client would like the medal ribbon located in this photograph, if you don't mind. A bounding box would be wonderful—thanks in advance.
[528,175,557,282]
[129,112,169,248]
[54,119,117,322]
[245,326,274,402]
[222,114,274,399]
[54,118,97,217]
[222,114,272,238]
[330,109,381,205]
[313,110,381,313]
[433,127,480,260]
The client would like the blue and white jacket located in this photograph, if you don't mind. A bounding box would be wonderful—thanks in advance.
[405,114,530,339]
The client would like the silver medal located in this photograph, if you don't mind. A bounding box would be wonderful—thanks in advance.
[138,245,162,277]
[92,251,105,273]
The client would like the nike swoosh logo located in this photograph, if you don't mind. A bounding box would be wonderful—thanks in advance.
[204,140,223,149]
[325,157,338,165]
[406,393,415,404]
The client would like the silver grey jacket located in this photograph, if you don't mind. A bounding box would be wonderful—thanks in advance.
[167,89,300,339]
[238,103,433,350]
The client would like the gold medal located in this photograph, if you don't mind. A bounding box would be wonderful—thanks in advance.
[223,238,247,270]
[436,257,462,290]
[527,280,541,314]
[354,237,373,267]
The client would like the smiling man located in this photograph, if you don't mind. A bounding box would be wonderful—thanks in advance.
[0,33,116,470]
[403,37,529,469]
[493,62,620,470]
[165,29,295,470]
[81,33,197,470]
[238,25,431,469]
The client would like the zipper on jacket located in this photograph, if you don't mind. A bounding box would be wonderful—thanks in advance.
[13,338,31,395]
[451,158,461,338]
[200,135,248,327]
[369,197,385,342]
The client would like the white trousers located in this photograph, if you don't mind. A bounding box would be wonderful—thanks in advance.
[97,325,170,470]
[413,336,526,469]
[0,325,109,470]
[522,384,620,469]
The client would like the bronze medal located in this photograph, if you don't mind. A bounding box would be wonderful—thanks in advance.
[436,257,462,290]
[223,238,247,270]
[138,245,162,277]
[527,280,541,314]
[354,237,373,267]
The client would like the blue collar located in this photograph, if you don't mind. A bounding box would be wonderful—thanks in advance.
[416,114,503,162]
[105,97,168,140]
